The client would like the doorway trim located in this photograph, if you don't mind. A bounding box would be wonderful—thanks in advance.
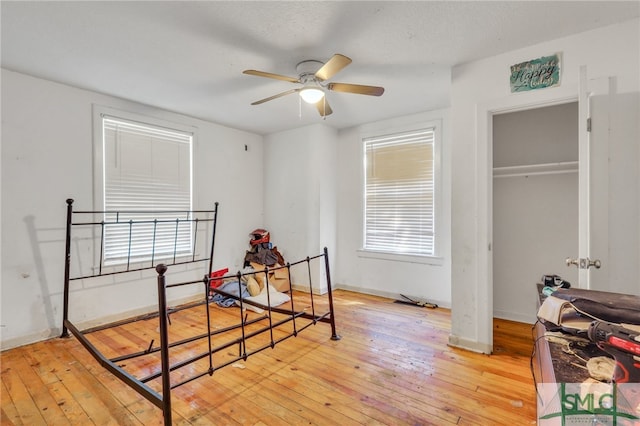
[475,86,578,352]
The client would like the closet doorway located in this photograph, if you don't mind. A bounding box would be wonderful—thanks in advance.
[492,102,579,323]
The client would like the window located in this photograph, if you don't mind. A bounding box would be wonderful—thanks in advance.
[100,114,193,265]
[363,127,435,257]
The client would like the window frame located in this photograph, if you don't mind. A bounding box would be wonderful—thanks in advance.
[92,105,196,267]
[358,118,443,265]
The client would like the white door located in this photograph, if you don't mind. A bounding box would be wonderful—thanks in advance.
[575,65,640,293]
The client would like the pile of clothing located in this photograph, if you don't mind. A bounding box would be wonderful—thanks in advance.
[242,229,290,292]
[243,229,283,266]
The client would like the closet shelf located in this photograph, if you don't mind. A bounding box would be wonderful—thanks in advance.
[493,161,578,178]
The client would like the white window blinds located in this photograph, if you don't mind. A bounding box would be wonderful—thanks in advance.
[102,117,193,264]
[364,128,435,256]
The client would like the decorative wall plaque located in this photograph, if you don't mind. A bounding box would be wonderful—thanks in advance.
[510,53,561,92]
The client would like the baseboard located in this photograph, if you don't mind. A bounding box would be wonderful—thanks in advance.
[493,309,536,324]
[334,283,450,309]
[290,283,325,295]
[1,330,59,352]
[0,293,203,352]
[447,334,492,354]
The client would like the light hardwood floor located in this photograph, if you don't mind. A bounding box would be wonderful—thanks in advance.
[1,290,537,425]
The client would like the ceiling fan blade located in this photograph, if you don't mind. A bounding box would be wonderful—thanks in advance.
[327,82,385,96]
[316,99,333,117]
[251,89,300,105]
[315,54,352,81]
[243,69,299,83]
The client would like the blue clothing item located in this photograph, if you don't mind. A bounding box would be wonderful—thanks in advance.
[211,280,249,307]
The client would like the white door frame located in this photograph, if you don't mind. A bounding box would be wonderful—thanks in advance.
[577,66,590,288]
[476,86,578,351]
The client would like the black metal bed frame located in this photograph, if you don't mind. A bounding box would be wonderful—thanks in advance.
[60,199,340,425]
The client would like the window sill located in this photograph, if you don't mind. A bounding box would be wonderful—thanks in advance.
[357,249,444,266]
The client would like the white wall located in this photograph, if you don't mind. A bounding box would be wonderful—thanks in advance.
[335,111,452,306]
[493,173,578,322]
[1,70,264,349]
[450,19,640,353]
[262,112,453,305]
[263,124,337,293]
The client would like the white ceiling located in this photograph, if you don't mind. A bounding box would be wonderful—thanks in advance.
[2,1,639,135]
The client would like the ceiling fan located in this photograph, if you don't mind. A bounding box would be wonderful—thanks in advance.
[243,54,384,117]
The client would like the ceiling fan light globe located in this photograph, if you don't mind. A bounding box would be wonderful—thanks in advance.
[299,87,324,104]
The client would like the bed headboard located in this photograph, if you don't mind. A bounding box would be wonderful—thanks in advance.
[61,198,219,337]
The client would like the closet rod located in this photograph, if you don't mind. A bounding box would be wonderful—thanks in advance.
[493,161,578,178]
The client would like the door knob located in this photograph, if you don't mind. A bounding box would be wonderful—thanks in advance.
[588,258,602,269]
[565,257,579,267]
[566,257,601,269]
